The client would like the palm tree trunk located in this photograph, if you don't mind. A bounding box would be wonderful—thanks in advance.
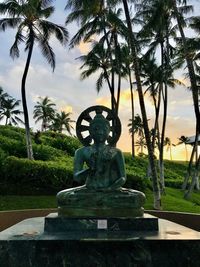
[114,33,121,115]
[182,139,196,190]
[185,154,200,199]
[129,67,135,158]
[172,0,200,135]
[185,144,188,162]
[122,0,161,209]
[159,40,166,193]
[182,124,199,190]
[21,28,34,160]
[102,27,117,113]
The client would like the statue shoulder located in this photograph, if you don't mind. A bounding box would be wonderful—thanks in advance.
[75,146,91,157]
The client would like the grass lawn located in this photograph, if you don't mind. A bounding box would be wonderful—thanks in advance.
[0,195,56,211]
[144,187,200,213]
[0,188,200,214]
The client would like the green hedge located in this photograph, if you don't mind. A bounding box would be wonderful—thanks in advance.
[40,131,81,156]
[1,156,74,194]
[32,144,66,161]
[0,135,27,158]
[165,179,184,189]
[125,170,148,191]
[0,126,26,141]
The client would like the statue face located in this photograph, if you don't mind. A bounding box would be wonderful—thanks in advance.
[89,120,110,143]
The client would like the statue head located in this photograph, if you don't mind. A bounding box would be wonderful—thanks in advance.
[89,114,110,144]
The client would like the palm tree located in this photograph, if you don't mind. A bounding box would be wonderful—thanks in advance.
[164,137,175,161]
[135,0,188,192]
[128,114,144,139]
[121,44,136,157]
[136,136,147,154]
[0,0,68,159]
[122,0,161,209]
[0,87,9,110]
[78,41,117,111]
[128,114,145,156]
[66,2,128,114]
[177,135,189,161]
[0,97,23,126]
[50,111,74,134]
[33,96,56,131]
[171,0,200,134]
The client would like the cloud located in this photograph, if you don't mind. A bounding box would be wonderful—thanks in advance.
[78,41,91,54]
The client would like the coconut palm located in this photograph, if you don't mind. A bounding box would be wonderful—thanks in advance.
[128,114,144,139]
[50,111,74,134]
[164,137,175,161]
[121,0,161,209]
[33,96,56,132]
[171,0,200,132]
[177,135,190,161]
[0,97,23,126]
[0,87,9,110]
[0,0,68,159]
[66,1,128,114]
[121,44,136,157]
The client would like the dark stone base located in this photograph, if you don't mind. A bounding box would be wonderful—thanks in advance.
[44,213,158,233]
[58,206,144,217]
[1,215,200,267]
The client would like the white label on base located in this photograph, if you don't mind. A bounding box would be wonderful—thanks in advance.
[97,220,108,229]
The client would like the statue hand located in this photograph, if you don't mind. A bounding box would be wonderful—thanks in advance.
[74,168,90,183]
[106,177,126,191]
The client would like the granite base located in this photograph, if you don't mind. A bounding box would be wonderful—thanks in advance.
[0,214,200,267]
[44,213,158,233]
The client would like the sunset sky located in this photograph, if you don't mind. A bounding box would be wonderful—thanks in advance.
[0,1,199,161]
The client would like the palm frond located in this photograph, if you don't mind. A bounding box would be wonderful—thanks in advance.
[38,20,68,45]
[0,17,22,31]
[10,26,25,58]
[38,38,55,70]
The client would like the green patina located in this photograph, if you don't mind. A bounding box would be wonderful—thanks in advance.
[57,106,145,217]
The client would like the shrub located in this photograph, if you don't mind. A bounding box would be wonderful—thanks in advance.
[0,126,26,141]
[0,135,27,157]
[125,170,147,191]
[40,131,81,156]
[165,179,184,189]
[1,156,74,194]
[0,147,8,170]
[32,144,66,161]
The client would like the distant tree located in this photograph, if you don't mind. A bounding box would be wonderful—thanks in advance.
[128,114,147,154]
[50,111,74,134]
[0,97,23,126]
[33,96,56,131]
[0,0,68,159]
[128,114,144,139]
[164,137,175,161]
[136,136,147,154]
[177,135,190,161]
[0,87,9,110]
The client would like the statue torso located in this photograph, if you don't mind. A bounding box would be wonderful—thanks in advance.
[82,145,119,190]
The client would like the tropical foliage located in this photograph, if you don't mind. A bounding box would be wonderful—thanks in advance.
[0,0,68,159]
[33,96,56,131]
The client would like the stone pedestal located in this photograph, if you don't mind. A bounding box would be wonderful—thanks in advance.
[0,214,200,267]
[44,213,158,233]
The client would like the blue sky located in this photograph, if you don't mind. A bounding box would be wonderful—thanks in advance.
[0,0,199,160]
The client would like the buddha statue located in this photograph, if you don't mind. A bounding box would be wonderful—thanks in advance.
[57,106,145,217]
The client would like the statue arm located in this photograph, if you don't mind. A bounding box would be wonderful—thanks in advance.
[107,150,126,190]
[73,148,89,183]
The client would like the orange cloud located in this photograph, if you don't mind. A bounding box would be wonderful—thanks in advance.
[78,41,91,54]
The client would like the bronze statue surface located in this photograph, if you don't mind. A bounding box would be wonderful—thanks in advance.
[57,106,145,217]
